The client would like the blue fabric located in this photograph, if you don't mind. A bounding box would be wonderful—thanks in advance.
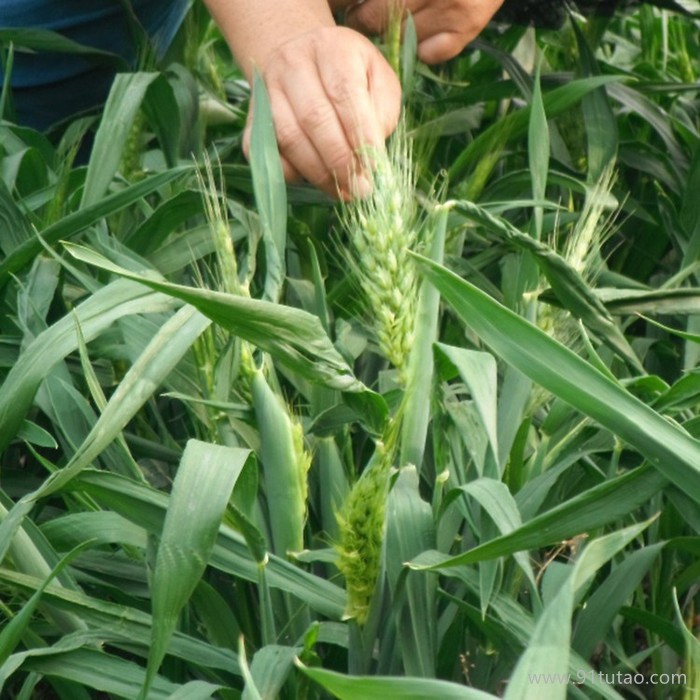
[0,0,190,129]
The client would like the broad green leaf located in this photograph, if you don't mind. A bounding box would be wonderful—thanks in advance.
[251,369,305,556]
[0,305,208,564]
[190,580,241,652]
[41,511,146,550]
[31,306,209,498]
[435,568,623,700]
[619,607,686,657]
[316,437,350,541]
[299,662,498,699]
[385,467,437,677]
[571,20,618,181]
[0,167,189,286]
[13,647,184,699]
[451,200,641,370]
[449,75,626,182]
[435,344,499,467]
[250,72,287,303]
[454,478,537,592]
[141,72,183,168]
[505,521,653,700]
[599,287,700,315]
[0,542,90,666]
[414,255,700,502]
[142,439,251,698]
[672,590,700,687]
[68,470,346,618]
[0,178,34,255]
[400,204,448,468]
[64,242,366,393]
[0,28,125,64]
[0,567,241,675]
[240,637,263,700]
[607,82,687,175]
[245,644,298,700]
[81,72,160,208]
[401,13,418,97]
[572,543,665,658]
[125,189,204,254]
[528,64,549,240]
[17,420,57,449]
[411,465,665,569]
[166,681,228,700]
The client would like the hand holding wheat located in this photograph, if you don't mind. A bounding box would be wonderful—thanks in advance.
[205,0,401,199]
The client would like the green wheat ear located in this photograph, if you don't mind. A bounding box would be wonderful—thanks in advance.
[342,119,421,382]
[335,440,393,625]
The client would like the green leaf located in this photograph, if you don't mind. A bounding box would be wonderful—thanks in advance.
[0,167,189,286]
[0,28,126,64]
[572,544,665,658]
[250,369,305,556]
[17,420,57,449]
[298,662,498,699]
[250,72,287,303]
[451,200,641,371]
[528,64,549,240]
[0,567,241,675]
[13,647,185,699]
[246,644,299,700]
[454,478,537,592]
[64,242,366,394]
[449,75,626,183]
[414,255,700,502]
[68,470,346,618]
[435,344,499,468]
[411,465,665,570]
[0,542,91,666]
[0,306,209,566]
[400,204,448,468]
[0,278,177,455]
[385,467,437,677]
[0,179,34,256]
[571,19,618,180]
[142,440,251,698]
[81,72,160,208]
[240,637,263,700]
[504,520,654,700]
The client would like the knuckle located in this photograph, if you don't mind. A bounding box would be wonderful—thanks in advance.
[326,147,353,176]
[324,76,354,107]
[298,99,335,132]
[274,120,302,153]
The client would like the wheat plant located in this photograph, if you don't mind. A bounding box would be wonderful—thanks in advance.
[1,4,699,700]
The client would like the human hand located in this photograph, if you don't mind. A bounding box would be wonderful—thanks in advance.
[344,0,505,64]
[243,26,401,200]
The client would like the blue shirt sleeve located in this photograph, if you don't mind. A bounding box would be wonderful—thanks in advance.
[0,0,190,129]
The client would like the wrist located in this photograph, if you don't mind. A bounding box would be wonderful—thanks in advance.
[203,0,337,80]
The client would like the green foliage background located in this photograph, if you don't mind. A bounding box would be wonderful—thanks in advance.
[1,3,699,698]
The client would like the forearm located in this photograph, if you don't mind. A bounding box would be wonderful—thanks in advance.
[202,0,337,80]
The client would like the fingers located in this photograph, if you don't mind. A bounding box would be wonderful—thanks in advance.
[252,27,401,199]
[411,0,504,63]
[367,50,402,142]
[347,0,504,64]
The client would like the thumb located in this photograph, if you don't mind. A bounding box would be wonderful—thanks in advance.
[345,0,390,35]
[417,32,464,64]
